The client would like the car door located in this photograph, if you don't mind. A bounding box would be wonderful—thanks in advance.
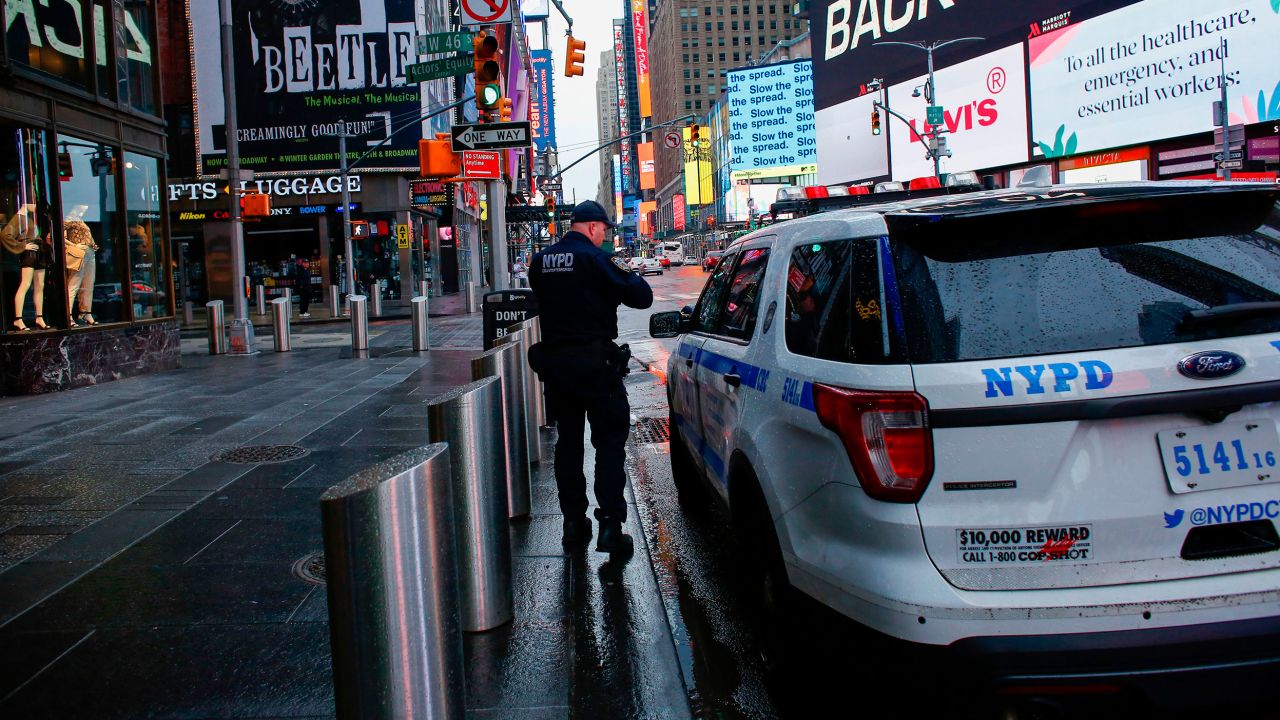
[695,239,774,498]
[673,248,739,481]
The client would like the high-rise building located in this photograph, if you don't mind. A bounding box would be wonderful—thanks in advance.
[596,49,619,211]
[650,1,808,230]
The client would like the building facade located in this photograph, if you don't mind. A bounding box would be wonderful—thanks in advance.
[0,0,177,394]
[596,49,619,211]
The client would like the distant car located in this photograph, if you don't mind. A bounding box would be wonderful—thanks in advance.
[629,257,663,276]
[683,257,700,266]
[658,256,672,268]
[702,250,725,272]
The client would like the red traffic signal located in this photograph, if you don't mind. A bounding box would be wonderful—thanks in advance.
[565,36,586,78]
[690,123,700,143]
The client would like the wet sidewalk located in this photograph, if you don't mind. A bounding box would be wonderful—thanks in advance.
[0,320,690,718]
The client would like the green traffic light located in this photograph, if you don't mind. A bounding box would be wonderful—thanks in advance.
[481,83,502,107]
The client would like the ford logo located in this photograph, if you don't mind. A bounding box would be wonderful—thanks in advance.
[1177,351,1246,380]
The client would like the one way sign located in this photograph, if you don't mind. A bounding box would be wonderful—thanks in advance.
[451,122,532,152]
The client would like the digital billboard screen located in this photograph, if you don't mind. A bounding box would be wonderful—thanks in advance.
[726,60,817,177]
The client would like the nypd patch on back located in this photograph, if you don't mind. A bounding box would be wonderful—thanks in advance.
[611,256,630,273]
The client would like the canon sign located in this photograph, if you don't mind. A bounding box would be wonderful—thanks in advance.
[824,0,958,61]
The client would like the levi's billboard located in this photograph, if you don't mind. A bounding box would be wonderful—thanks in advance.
[888,44,1028,180]
[811,0,1139,112]
[1029,0,1280,159]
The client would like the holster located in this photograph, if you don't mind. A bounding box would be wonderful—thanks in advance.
[528,339,630,394]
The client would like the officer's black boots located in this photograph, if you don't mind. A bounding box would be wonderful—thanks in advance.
[562,515,592,546]
[596,522,634,557]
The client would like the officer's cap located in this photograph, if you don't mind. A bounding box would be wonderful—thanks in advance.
[569,200,617,228]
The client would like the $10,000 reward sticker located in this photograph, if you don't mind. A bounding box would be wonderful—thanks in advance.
[956,525,1093,565]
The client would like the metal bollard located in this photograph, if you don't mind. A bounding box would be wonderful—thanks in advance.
[472,343,532,518]
[427,377,513,632]
[255,285,266,316]
[464,281,476,313]
[419,280,428,299]
[349,295,368,352]
[371,285,383,317]
[205,300,226,355]
[329,285,341,317]
[283,287,293,315]
[411,296,429,352]
[183,300,194,326]
[320,444,466,720]
[271,297,291,352]
[493,329,539,466]
[514,319,547,463]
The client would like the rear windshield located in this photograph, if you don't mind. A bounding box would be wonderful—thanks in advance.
[891,196,1280,363]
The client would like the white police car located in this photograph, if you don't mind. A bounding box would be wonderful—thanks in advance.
[649,181,1280,701]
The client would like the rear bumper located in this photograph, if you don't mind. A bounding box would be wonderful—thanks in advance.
[951,615,1280,704]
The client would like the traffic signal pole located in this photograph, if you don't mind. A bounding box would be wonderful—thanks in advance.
[339,123,355,313]
[219,0,254,354]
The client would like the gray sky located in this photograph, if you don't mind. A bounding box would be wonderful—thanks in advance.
[528,0,619,203]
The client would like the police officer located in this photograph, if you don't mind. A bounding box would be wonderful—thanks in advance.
[529,200,653,556]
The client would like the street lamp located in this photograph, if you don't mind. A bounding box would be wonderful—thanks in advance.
[874,37,983,179]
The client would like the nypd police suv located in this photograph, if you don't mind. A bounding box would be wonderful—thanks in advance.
[649,180,1280,701]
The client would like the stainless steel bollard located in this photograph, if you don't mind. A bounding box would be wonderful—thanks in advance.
[372,285,383,317]
[205,300,226,355]
[514,319,547,463]
[411,296,429,352]
[419,280,428,299]
[320,444,466,720]
[329,285,341,317]
[271,297,291,352]
[183,300,194,326]
[255,285,266,316]
[349,295,368,352]
[472,344,532,518]
[464,281,476,313]
[493,329,540,466]
[283,287,293,315]
[427,377,513,632]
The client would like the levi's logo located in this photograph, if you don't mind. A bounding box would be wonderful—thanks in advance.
[981,360,1113,398]
[907,99,998,141]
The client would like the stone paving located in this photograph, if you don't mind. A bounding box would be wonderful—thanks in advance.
[0,312,690,718]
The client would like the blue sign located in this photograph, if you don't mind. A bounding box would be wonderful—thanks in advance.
[725,60,816,173]
[530,50,557,152]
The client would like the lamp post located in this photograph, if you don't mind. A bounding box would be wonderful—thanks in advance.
[874,37,983,179]
[219,0,254,353]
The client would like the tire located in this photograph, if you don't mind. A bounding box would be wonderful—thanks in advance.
[732,467,800,677]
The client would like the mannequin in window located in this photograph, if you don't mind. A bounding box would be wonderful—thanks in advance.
[64,205,98,327]
[4,204,54,330]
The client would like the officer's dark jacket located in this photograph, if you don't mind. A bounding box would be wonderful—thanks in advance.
[529,231,653,343]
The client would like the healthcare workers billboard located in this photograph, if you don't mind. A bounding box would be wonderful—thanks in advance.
[1029,0,1280,158]
[725,60,818,179]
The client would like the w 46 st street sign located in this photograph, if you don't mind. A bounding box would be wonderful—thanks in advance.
[450,122,532,152]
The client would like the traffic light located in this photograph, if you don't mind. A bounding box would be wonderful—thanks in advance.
[241,192,271,218]
[498,96,513,122]
[57,152,73,180]
[565,36,586,77]
[350,220,369,239]
[545,196,556,219]
[871,108,881,136]
[473,31,502,120]
[418,132,461,178]
[690,123,700,143]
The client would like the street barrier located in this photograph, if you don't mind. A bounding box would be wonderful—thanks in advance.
[349,295,368,352]
[464,281,477,313]
[371,285,383,317]
[206,300,226,355]
[271,298,291,352]
[472,344,532,518]
[412,296,429,352]
[320,444,465,720]
[419,280,429,300]
[492,329,538,464]
[183,300,194,326]
[283,287,293,315]
[513,318,547,464]
[329,285,341,317]
[427,376,513,632]
[255,285,266,316]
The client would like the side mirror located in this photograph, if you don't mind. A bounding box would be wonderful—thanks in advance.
[649,310,683,338]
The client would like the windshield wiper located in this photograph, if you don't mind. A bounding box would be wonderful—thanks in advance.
[1178,302,1280,330]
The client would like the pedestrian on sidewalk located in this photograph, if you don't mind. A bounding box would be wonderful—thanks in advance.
[294,256,311,318]
[528,200,653,557]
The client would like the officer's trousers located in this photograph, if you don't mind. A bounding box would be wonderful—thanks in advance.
[545,380,630,524]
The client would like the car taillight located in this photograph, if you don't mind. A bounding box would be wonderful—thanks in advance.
[812,384,933,503]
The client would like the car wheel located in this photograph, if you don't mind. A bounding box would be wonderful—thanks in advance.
[732,465,799,677]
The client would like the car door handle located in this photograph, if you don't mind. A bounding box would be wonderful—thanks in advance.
[723,372,741,388]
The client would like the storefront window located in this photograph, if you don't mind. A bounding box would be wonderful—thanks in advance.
[1,125,65,333]
[118,0,156,114]
[58,134,121,326]
[123,152,167,318]
[4,1,91,89]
